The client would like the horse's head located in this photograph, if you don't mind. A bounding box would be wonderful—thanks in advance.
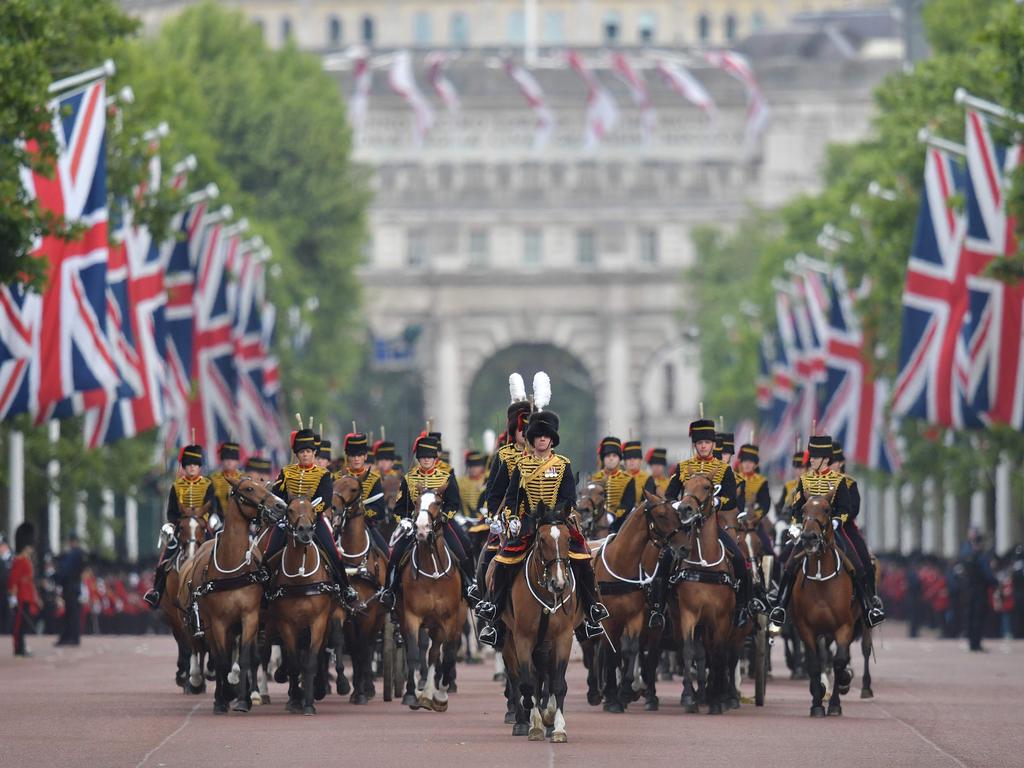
[642,491,691,557]
[677,473,718,528]
[533,501,572,596]
[415,483,445,543]
[331,474,363,529]
[381,473,401,509]
[229,476,287,525]
[800,495,835,554]
[285,497,318,547]
[177,502,210,558]
[576,481,608,537]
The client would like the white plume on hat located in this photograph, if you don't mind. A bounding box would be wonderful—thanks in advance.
[509,372,527,404]
[532,371,551,411]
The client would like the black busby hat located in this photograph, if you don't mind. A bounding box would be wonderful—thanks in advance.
[689,419,716,442]
[245,455,272,474]
[344,433,369,456]
[292,428,317,453]
[413,433,440,458]
[646,447,668,466]
[623,440,643,460]
[394,455,405,472]
[792,450,807,468]
[831,443,846,464]
[719,433,735,454]
[713,436,724,460]
[526,410,560,448]
[599,436,622,458]
[374,440,396,460]
[179,444,205,468]
[465,450,486,467]
[428,431,443,449]
[14,521,35,553]
[317,440,333,460]
[808,435,833,459]
[738,444,759,464]
[218,441,240,461]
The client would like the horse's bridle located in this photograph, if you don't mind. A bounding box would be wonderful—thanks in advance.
[642,498,690,552]
[800,500,833,553]
[535,518,573,597]
[230,479,284,524]
[332,485,365,530]
[284,501,316,546]
[678,482,714,530]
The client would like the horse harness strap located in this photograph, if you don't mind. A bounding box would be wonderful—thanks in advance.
[670,569,737,590]
[266,581,340,602]
[598,580,645,595]
[195,569,267,598]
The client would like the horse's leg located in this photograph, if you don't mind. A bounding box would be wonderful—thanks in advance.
[726,645,741,710]
[278,623,303,714]
[860,627,874,699]
[618,634,638,706]
[550,654,570,743]
[434,636,457,712]
[417,625,429,691]
[335,619,352,697]
[705,644,723,716]
[583,640,602,706]
[830,623,854,715]
[680,630,698,713]
[402,615,422,708]
[303,613,328,715]
[258,633,272,704]
[206,616,232,715]
[695,634,708,707]
[601,636,623,713]
[346,621,368,705]
[417,627,441,711]
[798,624,825,717]
[640,631,661,711]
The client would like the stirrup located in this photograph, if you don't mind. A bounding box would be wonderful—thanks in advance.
[475,601,498,621]
[588,602,610,623]
[143,589,161,609]
[478,624,499,647]
[768,606,787,627]
[583,622,604,639]
[866,606,886,628]
[648,610,666,630]
[465,582,482,605]
[379,589,396,610]
[750,595,769,614]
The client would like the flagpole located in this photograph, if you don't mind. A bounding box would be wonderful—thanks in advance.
[47,420,61,555]
[48,59,116,95]
[954,88,1024,126]
[917,128,966,157]
[524,0,537,67]
[186,183,220,206]
[7,430,25,537]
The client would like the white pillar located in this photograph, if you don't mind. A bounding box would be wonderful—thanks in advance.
[101,488,115,554]
[970,487,986,532]
[436,319,465,475]
[125,491,139,563]
[75,491,88,541]
[47,420,61,554]
[921,478,936,554]
[883,484,899,552]
[7,430,25,535]
[898,483,915,555]
[943,493,958,558]
[995,453,1012,552]
[864,482,881,551]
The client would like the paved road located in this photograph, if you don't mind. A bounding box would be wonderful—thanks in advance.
[1,626,1021,768]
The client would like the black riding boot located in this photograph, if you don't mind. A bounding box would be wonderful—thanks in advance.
[769,567,796,628]
[571,559,609,637]
[312,518,359,607]
[853,570,886,627]
[380,534,413,610]
[143,565,169,609]
[477,564,512,647]
[443,524,480,605]
[646,549,675,629]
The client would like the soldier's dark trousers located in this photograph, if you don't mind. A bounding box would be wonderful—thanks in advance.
[366,521,391,556]
[384,534,413,592]
[12,602,31,655]
[60,594,81,644]
[842,521,874,589]
[570,558,602,615]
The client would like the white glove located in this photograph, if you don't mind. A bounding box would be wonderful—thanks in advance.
[788,524,802,541]
[508,517,521,537]
[7,595,16,609]
[454,513,467,526]
[832,518,840,530]
[161,523,175,538]
[489,518,503,535]
[398,519,414,535]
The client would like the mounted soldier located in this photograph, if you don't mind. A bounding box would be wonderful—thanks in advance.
[643,447,670,497]
[337,432,390,555]
[144,443,217,608]
[768,435,885,629]
[263,426,359,607]
[475,408,609,646]
[244,454,273,484]
[316,439,333,471]
[735,442,775,556]
[208,441,241,530]
[372,439,400,477]
[776,446,808,524]
[623,439,649,514]
[592,436,635,533]
[655,419,766,629]
[380,433,478,609]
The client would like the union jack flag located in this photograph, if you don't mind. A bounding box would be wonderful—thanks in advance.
[12,80,121,422]
[232,244,274,452]
[820,268,900,471]
[0,286,40,420]
[958,110,1023,430]
[893,146,981,428]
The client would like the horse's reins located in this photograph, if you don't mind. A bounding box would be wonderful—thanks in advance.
[800,510,842,581]
[410,495,453,580]
[524,525,576,614]
[333,487,383,561]
[679,485,726,568]
[210,484,278,574]
[597,500,686,586]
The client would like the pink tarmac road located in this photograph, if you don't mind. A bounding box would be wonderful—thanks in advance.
[1,627,1021,768]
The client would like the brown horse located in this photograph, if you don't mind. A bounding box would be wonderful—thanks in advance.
[576,479,610,540]
[502,504,581,742]
[790,495,860,717]
[265,497,338,715]
[718,505,761,709]
[160,502,211,694]
[589,492,690,713]
[179,477,285,714]
[396,483,466,712]
[332,474,388,704]
[673,473,736,715]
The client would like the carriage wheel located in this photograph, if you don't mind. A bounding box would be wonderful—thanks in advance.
[754,615,768,707]
[382,621,395,702]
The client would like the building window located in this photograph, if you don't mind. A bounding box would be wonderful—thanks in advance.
[576,229,596,266]
[407,228,427,268]
[724,13,738,42]
[450,12,469,46]
[639,228,659,264]
[603,11,621,44]
[362,15,375,45]
[543,11,565,44]
[638,12,656,44]
[751,11,766,32]
[697,14,710,43]
[469,229,489,267]
[507,11,525,44]
[328,16,342,46]
[413,11,432,46]
[281,16,293,43]
[523,228,543,266]
[663,363,675,413]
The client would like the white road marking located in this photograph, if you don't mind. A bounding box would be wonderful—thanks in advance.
[871,702,969,768]
[135,702,201,768]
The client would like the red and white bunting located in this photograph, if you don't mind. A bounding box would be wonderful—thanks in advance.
[388,50,434,144]
[348,55,372,138]
[503,58,555,150]
[610,53,654,142]
[705,50,768,144]
[426,52,460,114]
[655,59,716,116]
[567,51,619,151]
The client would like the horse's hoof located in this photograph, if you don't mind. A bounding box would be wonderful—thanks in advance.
[367,683,377,699]
[707,703,723,715]
[350,692,369,705]
[544,726,553,738]
[303,705,317,716]
[448,681,458,694]
[250,692,261,707]
[683,703,699,714]
[528,727,545,741]
[417,678,426,692]
[659,672,674,682]
[232,699,251,713]
[204,672,216,682]
[189,682,206,695]
[402,693,418,708]
[827,704,842,717]
[314,682,328,701]
[512,723,529,737]
[274,667,288,684]
[860,688,874,700]
[286,699,304,714]
[602,701,624,714]
[212,701,229,715]
[504,711,516,725]
[810,706,826,718]
[432,697,448,713]
[551,731,567,744]
[336,676,351,696]
[587,691,603,707]
[727,697,740,710]
[644,698,659,712]
[260,694,271,705]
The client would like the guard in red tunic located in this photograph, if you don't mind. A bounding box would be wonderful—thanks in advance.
[9,522,41,657]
